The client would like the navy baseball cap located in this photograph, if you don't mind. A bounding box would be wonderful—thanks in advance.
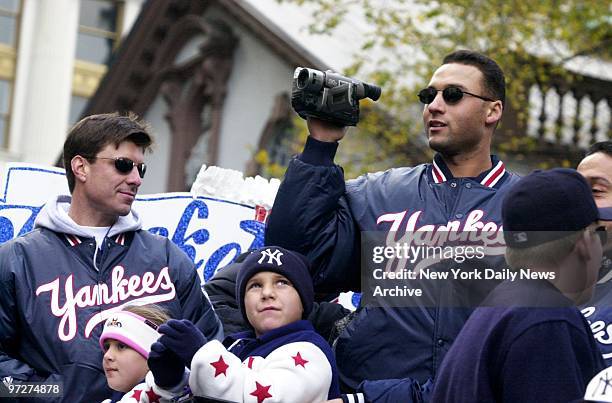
[502,168,611,248]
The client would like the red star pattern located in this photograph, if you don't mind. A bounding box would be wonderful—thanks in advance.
[145,389,161,403]
[292,352,309,368]
[130,389,142,400]
[210,355,229,377]
[147,389,160,403]
[250,381,273,403]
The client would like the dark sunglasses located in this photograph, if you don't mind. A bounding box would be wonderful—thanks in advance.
[87,156,146,178]
[595,226,608,246]
[417,86,496,105]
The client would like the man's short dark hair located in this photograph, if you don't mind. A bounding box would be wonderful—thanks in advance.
[63,112,153,193]
[586,141,612,157]
[443,50,506,106]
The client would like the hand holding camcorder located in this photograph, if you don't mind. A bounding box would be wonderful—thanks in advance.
[291,67,382,126]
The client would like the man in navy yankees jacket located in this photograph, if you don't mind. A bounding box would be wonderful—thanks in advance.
[579,141,612,366]
[265,50,521,402]
[0,113,222,402]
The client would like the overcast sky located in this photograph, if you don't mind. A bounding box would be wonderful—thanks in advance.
[241,0,370,71]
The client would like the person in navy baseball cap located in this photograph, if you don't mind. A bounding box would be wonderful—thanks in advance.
[501,168,608,306]
[432,169,607,402]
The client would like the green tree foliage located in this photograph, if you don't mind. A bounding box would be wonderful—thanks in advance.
[263,0,610,178]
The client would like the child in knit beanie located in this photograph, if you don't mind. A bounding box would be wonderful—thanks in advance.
[146,246,341,403]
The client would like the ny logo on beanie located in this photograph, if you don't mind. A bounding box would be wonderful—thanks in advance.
[258,248,284,266]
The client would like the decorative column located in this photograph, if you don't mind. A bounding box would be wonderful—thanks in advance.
[11,0,80,164]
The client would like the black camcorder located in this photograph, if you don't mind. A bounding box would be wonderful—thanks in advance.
[291,67,382,126]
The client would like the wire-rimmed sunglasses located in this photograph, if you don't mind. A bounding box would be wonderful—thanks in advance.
[417,86,496,105]
[85,156,147,178]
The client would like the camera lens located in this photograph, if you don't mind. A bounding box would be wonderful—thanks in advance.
[297,69,311,89]
[296,68,324,92]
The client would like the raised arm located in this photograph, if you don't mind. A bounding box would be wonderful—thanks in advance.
[265,119,360,292]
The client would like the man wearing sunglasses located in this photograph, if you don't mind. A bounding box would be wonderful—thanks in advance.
[266,50,522,401]
[578,141,612,367]
[0,112,223,402]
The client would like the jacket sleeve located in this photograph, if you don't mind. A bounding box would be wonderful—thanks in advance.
[265,137,361,293]
[189,340,332,403]
[167,239,224,342]
[0,242,39,381]
[117,372,191,402]
[203,261,250,335]
[114,380,161,402]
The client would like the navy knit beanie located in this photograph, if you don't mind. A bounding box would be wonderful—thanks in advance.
[236,246,314,323]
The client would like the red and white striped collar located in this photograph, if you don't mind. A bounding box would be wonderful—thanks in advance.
[64,234,82,247]
[480,160,506,188]
[430,155,506,188]
[431,158,448,184]
[115,233,126,246]
[63,233,127,247]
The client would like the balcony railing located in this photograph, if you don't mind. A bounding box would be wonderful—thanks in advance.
[497,66,611,171]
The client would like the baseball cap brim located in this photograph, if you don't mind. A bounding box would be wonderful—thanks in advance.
[600,207,612,221]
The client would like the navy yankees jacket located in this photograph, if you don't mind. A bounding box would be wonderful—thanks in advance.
[265,136,521,400]
[0,195,223,403]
